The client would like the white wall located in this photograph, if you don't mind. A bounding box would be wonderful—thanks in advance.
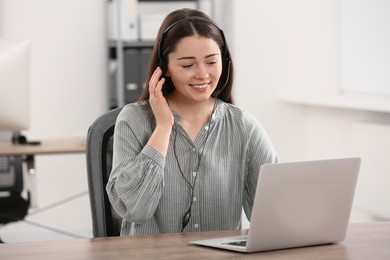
[232,0,321,161]
[232,0,390,220]
[0,0,108,138]
[0,0,107,236]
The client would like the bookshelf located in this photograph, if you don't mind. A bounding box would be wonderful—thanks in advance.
[107,0,211,109]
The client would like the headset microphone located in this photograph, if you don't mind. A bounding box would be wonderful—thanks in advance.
[212,60,231,98]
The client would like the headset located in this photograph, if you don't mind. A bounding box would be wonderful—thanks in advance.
[157,16,231,98]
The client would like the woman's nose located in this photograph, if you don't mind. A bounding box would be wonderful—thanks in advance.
[194,64,208,79]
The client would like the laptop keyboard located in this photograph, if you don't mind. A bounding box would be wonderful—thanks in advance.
[223,240,247,247]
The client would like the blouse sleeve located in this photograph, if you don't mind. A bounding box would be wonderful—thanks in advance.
[242,112,279,221]
[106,105,165,223]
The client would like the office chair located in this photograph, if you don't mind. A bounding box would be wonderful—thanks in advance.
[86,107,123,237]
[0,156,30,243]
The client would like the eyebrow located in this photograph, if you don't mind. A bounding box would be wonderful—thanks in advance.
[176,53,220,61]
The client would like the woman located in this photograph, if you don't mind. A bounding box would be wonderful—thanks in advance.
[106,8,278,236]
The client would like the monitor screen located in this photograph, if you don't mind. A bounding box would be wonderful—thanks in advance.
[0,38,31,132]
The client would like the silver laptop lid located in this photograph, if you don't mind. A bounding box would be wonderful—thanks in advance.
[246,157,361,252]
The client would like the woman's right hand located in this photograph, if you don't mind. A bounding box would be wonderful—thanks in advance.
[148,67,174,130]
[147,67,174,156]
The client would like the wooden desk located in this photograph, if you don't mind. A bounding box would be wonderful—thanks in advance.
[0,222,389,259]
[0,137,86,207]
[0,137,86,156]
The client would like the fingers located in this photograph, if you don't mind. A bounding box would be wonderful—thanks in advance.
[149,67,164,98]
[148,67,173,127]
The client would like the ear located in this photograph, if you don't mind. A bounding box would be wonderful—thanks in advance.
[165,70,170,77]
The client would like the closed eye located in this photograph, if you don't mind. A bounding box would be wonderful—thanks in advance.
[182,64,194,68]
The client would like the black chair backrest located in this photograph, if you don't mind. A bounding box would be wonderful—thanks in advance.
[86,107,123,237]
[0,156,29,224]
[0,156,24,193]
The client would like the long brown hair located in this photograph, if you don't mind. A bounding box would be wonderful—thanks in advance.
[138,8,234,104]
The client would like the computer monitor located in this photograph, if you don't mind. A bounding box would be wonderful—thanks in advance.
[0,38,31,133]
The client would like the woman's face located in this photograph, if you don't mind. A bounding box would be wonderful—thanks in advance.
[166,35,223,103]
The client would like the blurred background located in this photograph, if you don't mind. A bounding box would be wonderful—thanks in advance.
[0,0,389,243]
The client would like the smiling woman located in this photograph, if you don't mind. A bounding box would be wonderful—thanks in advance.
[105,8,279,237]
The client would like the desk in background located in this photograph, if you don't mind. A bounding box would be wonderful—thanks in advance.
[0,137,86,207]
[0,137,86,156]
[0,222,389,259]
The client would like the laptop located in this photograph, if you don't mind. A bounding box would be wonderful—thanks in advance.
[190,157,361,253]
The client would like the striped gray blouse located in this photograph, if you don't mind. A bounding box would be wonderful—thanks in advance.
[106,99,279,236]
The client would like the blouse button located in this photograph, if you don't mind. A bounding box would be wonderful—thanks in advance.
[194,224,199,229]
[205,125,209,131]
[192,147,196,152]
